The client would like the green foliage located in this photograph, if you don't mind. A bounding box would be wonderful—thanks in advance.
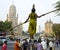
[3,21,12,29]
[0,21,6,31]
[0,21,12,31]
[52,24,60,37]
[55,1,60,10]
[54,0,60,16]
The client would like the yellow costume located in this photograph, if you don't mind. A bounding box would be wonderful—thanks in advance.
[24,4,39,38]
[28,12,37,38]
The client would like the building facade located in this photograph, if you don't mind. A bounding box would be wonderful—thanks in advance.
[7,4,23,37]
[45,19,53,35]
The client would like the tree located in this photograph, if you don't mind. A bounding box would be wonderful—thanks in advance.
[54,0,60,16]
[0,21,12,34]
[0,21,5,31]
[3,21,12,30]
[52,24,60,37]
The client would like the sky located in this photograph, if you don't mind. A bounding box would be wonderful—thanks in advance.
[0,0,60,32]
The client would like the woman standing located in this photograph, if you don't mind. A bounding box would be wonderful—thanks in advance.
[2,41,7,50]
[24,4,45,39]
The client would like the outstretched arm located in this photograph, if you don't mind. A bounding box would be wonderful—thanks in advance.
[24,16,30,23]
[18,15,30,25]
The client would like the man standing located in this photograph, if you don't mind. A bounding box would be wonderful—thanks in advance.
[49,40,54,50]
[22,39,29,50]
[41,40,47,50]
[36,39,43,50]
[14,39,20,50]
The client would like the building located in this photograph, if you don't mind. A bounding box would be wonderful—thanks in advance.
[7,4,23,37]
[45,19,53,36]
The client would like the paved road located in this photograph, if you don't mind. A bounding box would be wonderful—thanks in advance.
[47,44,60,50]
[0,41,15,50]
[54,44,60,50]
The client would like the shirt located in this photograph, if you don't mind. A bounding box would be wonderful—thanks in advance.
[14,41,20,50]
[41,41,47,49]
[36,43,42,50]
[49,41,54,47]
[2,43,7,50]
[22,41,28,50]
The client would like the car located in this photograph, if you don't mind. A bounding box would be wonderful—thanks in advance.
[0,36,7,46]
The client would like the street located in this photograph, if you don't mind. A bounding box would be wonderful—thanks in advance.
[54,44,60,50]
[0,40,15,50]
[0,43,14,50]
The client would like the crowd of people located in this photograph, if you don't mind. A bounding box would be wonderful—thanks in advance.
[14,37,60,50]
[1,37,60,50]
